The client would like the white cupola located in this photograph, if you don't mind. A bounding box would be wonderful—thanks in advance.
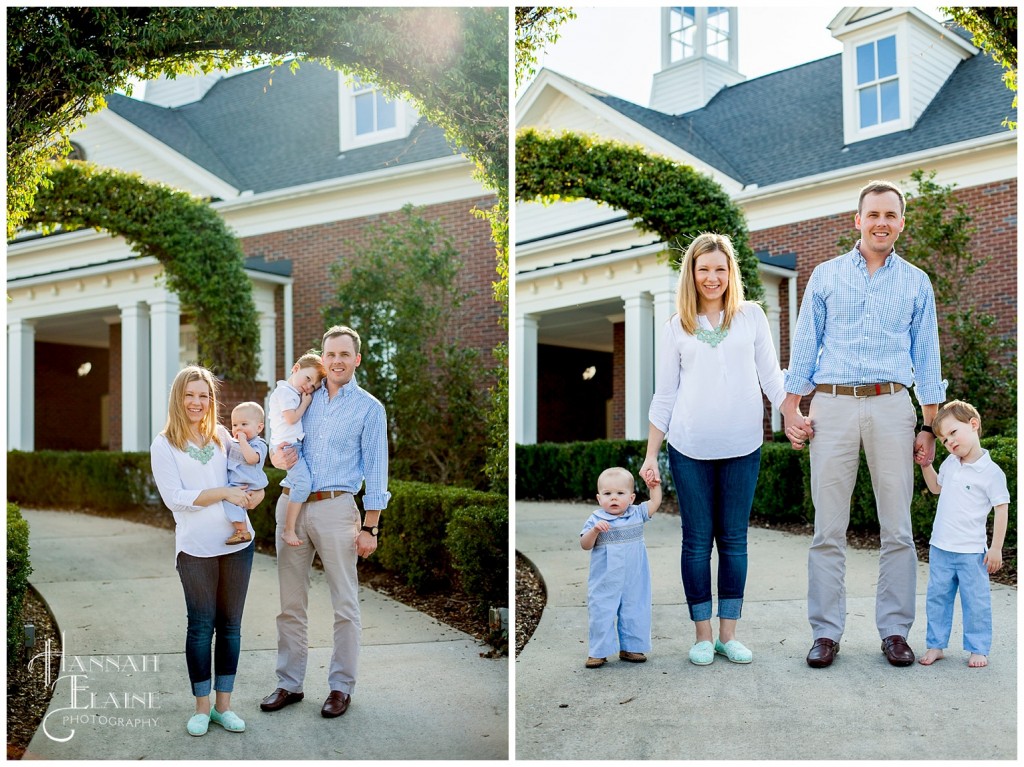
[649,6,745,115]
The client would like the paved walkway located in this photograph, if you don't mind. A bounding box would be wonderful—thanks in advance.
[515,501,1016,761]
[20,509,507,760]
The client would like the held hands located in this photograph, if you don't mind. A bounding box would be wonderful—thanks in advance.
[639,459,660,487]
[783,412,814,450]
[914,431,936,465]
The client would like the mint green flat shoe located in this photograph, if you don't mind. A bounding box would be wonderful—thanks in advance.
[689,640,715,665]
[715,638,753,663]
[186,712,210,736]
[210,708,245,733]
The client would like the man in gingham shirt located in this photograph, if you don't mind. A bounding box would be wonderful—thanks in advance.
[782,180,945,670]
[262,325,390,718]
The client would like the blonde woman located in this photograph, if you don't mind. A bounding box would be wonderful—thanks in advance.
[640,233,788,666]
[150,366,264,737]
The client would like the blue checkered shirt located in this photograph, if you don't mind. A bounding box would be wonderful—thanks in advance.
[784,245,946,405]
[289,377,391,510]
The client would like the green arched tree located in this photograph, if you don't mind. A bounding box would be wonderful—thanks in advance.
[516,129,763,301]
[24,162,260,380]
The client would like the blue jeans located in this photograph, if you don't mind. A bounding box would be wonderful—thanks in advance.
[925,545,992,655]
[176,543,254,697]
[668,444,761,622]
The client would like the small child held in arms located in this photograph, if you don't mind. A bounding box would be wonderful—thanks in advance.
[224,401,269,545]
[917,399,1010,668]
[580,466,662,668]
[269,352,325,547]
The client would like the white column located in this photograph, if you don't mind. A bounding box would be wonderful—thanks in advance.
[258,310,277,386]
[515,313,539,445]
[623,293,654,440]
[652,283,677,372]
[282,282,294,377]
[8,319,36,451]
[149,295,180,443]
[762,277,783,431]
[120,302,150,451]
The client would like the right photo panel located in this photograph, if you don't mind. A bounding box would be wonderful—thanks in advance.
[514,6,1017,761]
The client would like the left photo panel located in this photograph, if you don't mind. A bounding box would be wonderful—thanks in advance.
[6,6,510,760]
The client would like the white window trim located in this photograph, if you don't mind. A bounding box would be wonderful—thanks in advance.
[338,73,418,152]
[842,24,912,144]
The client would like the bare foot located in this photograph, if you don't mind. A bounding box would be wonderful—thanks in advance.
[968,653,988,668]
[281,530,303,547]
[918,649,944,665]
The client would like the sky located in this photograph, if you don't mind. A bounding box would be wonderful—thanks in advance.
[523,6,948,105]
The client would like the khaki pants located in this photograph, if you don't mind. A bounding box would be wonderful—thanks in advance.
[273,492,362,694]
[807,388,918,642]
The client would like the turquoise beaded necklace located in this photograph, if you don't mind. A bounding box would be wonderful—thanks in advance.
[694,311,728,347]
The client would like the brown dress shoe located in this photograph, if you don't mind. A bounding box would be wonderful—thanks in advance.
[260,688,304,711]
[225,530,252,545]
[321,691,351,718]
[618,651,647,663]
[584,656,606,668]
[806,638,839,668]
[881,635,915,666]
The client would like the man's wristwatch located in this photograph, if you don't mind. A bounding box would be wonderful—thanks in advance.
[361,525,379,537]
[920,424,934,435]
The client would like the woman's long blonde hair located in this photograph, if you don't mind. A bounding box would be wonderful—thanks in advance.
[675,232,745,335]
[161,365,223,451]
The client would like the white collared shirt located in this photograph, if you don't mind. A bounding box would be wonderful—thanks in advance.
[648,302,786,460]
[930,449,1010,553]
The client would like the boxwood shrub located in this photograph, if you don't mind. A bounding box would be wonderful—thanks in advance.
[7,503,32,662]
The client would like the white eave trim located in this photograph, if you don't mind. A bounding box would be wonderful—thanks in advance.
[516,241,668,281]
[734,131,1016,205]
[93,109,241,200]
[211,153,473,213]
[517,69,744,191]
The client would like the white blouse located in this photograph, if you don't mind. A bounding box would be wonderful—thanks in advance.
[648,301,786,460]
[150,425,255,559]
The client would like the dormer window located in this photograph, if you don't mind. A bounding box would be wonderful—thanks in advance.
[856,35,899,128]
[338,73,418,151]
[353,78,397,136]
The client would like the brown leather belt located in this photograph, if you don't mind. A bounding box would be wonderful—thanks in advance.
[282,487,351,503]
[815,383,905,397]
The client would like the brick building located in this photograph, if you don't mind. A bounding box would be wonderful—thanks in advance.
[515,7,1016,444]
[8,62,503,451]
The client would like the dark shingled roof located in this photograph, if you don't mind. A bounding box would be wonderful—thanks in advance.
[593,34,1014,188]
[105,62,458,194]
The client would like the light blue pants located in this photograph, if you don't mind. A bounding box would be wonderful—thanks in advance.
[587,542,652,658]
[925,545,992,655]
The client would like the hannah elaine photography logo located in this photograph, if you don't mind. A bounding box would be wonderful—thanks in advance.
[28,632,161,743]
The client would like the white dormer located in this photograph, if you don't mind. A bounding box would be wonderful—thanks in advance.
[649,6,745,115]
[830,7,977,145]
[144,71,224,107]
[338,73,419,151]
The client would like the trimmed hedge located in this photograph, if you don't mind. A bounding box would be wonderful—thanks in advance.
[8,503,33,662]
[7,452,509,615]
[446,504,509,615]
[516,437,1017,548]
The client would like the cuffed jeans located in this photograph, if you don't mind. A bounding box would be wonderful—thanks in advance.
[274,492,362,695]
[807,388,917,642]
[668,444,761,622]
[176,543,255,697]
[925,545,992,655]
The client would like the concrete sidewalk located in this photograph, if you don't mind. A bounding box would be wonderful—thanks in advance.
[515,501,1016,761]
[20,509,507,760]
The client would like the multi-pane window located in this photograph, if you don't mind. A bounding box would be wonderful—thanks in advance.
[706,7,730,61]
[856,35,899,128]
[668,7,697,62]
[353,78,397,136]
